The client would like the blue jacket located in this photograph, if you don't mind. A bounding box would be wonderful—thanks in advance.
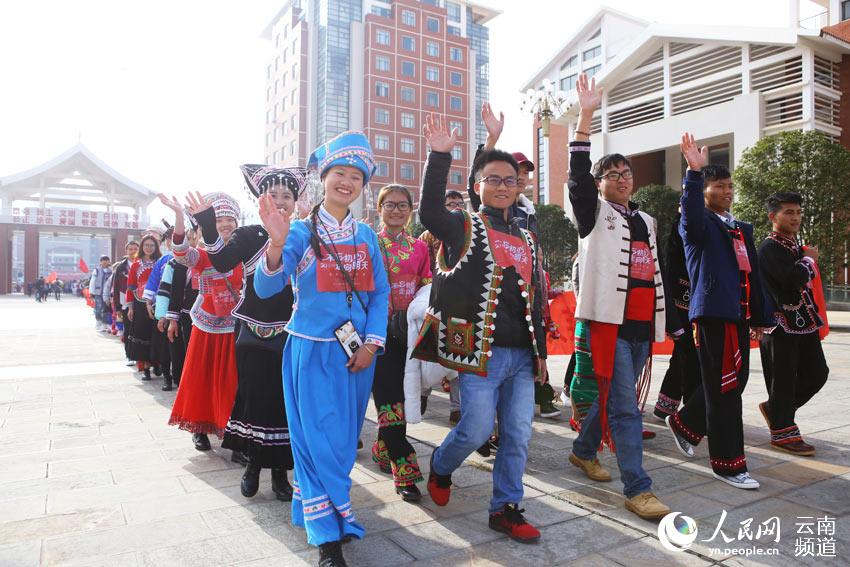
[679,170,768,326]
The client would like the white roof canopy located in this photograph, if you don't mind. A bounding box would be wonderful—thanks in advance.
[0,144,156,209]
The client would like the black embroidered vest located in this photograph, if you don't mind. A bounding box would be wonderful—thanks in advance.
[412,211,540,376]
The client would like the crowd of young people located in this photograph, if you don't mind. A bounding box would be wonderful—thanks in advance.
[87,72,831,566]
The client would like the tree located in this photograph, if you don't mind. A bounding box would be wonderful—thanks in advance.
[631,184,681,261]
[734,130,850,283]
[536,203,578,286]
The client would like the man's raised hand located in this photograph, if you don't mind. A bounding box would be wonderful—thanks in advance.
[423,113,458,154]
[679,133,708,171]
[576,73,602,114]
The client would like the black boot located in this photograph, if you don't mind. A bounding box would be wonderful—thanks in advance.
[141,368,151,381]
[192,433,211,451]
[241,463,261,498]
[162,372,173,391]
[231,450,249,466]
[318,541,347,567]
[152,366,162,377]
[271,467,293,501]
[395,483,422,503]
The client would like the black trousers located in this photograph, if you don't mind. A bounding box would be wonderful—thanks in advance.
[151,323,172,377]
[759,330,828,431]
[674,318,750,475]
[655,326,701,416]
[169,318,187,385]
[371,333,421,487]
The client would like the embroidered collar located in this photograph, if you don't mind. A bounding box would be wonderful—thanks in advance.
[318,204,354,230]
[379,227,414,247]
[606,200,640,218]
[768,231,799,251]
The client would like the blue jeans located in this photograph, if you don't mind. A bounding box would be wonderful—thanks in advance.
[431,346,535,513]
[572,336,652,498]
[93,296,104,323]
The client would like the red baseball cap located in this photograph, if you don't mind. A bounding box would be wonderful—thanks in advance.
[512,152,535,172]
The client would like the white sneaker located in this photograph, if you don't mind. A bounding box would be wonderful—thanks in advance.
[560,389,570,405]
[665,415,695,458]
[713,471,760,490]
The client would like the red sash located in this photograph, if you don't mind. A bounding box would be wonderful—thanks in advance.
[730,230,752,273]
[489,230,533,283]
[625,287,655,322]
[316,243,376,293]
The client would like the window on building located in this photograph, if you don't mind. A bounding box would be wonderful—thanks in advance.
[451,146,462,160]
[372,6,391,17]
[450,170,463,184]
[583,45,601,61]
[291,115,297,129]
[275,56,280,71]
[446,1,462,22]
[560,74,578,92]
[290,140,296,156]
[282,73,287,87]
[375,55,390,72]
[281,146,287,160]
[402,36,415,51]
[292,63,298,79]
[402,10,415,26]
[401,86,415,103]
[426,41,439,57]
[426,66,439,82]
[283,48,288,64]
[450,47,463,62]
[585,64,601,78]
[375,81,390,97]
[376,162,389,177]
[426,16,440,33]
[375,108,390,125]
[450,96,462,111]
[400,163,415,180]
[291,91,296,105]
[266,64,271,79]
[844,0,850,19]
[374,134,390,151]
[449,120,462,135]
[426,91,440,107]
[400,138,415,153]
[560,54,578,70]
[376,28,391,46]
[401,112,415,128]
[448,25,461,36]
[401,61,415,78]
[450,71,462,87]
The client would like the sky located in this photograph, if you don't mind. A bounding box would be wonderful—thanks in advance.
[0,0,824,219]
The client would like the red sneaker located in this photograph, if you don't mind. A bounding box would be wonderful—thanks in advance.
[488,504,540,543]
[426,453,452,506]
[642,430,656,440]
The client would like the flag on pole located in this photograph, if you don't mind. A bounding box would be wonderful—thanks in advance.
[45,271,58,284]
[78,258,89,273]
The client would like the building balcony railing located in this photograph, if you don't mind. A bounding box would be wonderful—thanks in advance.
[799,11,829,30]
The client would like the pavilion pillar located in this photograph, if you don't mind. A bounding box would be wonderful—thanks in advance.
[0,224,11,294]
[24,226,39,285]
[111,229,129,260]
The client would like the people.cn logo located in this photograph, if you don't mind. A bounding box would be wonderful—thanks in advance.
[658,512,699,552]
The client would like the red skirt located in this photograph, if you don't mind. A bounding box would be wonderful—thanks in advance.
[169,327,238,437]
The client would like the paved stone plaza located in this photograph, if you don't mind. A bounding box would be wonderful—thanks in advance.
[0,296,849,566]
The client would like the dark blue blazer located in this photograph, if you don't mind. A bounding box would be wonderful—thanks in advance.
[679,170,768,326]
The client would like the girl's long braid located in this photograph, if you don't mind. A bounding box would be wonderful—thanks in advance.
[309,201,324,258]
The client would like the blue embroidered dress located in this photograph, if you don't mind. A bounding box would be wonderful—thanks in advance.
[254,206,390,546]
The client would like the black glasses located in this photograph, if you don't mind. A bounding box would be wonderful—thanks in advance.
[596,169,633,182]
[478,175,518,188]
[381,202,411,212]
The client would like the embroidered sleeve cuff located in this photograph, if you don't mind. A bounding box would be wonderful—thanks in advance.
[206,236,225,255]
[258,254,284,277]
[165,312,179,321]
[798,256,817,280]
[142,289,156,302]
[569,140,591,152]
[365,335,385,349]
[171,240,190,256]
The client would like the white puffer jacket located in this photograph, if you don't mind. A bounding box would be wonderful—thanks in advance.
[403,284,458,424]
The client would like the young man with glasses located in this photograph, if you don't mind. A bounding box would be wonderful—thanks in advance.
[564,74,669,521]
[414,113,548,543]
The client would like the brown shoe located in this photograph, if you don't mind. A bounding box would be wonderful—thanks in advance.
[758,401,772,428]
[625,492,670,521]
[569,453,611,482]
[771,439,815,456]
[449,410,461,425]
